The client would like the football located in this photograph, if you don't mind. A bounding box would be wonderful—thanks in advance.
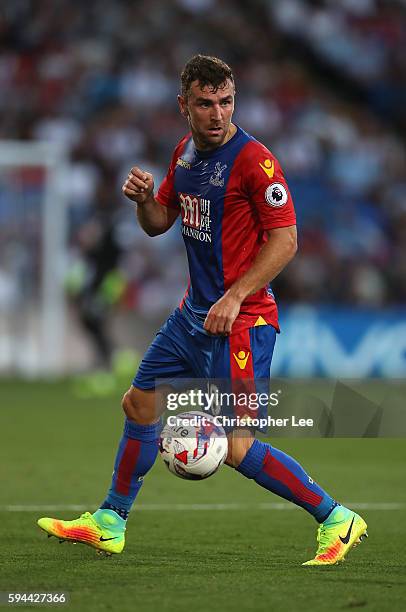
[159,411,228,480]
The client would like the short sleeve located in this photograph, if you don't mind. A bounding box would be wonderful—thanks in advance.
[156,161,178,210]
[156,135,190,210]
[242,142,296,230]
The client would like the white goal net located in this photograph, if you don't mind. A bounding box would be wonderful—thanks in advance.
[0,140,69,376]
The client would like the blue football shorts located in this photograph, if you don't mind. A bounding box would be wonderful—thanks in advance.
[133,306,277,430]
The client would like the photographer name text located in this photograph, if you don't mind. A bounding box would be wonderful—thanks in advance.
[167,415,314,429]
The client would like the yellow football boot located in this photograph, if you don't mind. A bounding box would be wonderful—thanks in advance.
[303,506,368,566]
[37,509,125,555]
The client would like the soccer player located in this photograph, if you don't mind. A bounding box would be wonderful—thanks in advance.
[38,55,367,565]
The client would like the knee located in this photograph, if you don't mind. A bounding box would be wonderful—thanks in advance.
[121,389,138,421]
[225,431,255,468]
[121,387,157,425]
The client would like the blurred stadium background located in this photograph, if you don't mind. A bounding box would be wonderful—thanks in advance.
[0,0,405,378]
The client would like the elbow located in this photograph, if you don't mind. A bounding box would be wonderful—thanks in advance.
[144,227,160,237]
[267,227,297,263]
[288,234,298,261]
[143,225,167,237]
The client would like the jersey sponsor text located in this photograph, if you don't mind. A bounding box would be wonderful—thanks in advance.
[179,193,212,243]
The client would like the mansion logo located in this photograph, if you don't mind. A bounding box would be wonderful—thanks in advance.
[179,193,212,243]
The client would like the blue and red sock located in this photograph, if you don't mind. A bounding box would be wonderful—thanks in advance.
[99,418,161,520]
[237,439,337,522]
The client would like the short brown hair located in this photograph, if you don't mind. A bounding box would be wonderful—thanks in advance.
[181,55,234,98]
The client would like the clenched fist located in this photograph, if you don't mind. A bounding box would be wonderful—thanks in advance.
[122,166,154,204]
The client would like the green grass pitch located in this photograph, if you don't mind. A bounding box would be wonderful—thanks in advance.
[1,380,405,611]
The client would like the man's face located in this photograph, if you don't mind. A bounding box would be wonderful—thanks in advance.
[178,79,235,150]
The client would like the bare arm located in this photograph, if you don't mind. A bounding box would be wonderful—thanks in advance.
[204,225,297,335]
[122,166,179,236]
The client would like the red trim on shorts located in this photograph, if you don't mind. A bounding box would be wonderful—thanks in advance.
[229,329,257,419]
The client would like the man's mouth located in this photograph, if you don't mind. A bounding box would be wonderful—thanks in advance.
[208,127,223,135]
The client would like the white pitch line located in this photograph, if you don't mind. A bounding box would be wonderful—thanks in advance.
[1,502,405,512]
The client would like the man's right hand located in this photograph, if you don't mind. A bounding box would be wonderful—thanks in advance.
[122,167,154,204]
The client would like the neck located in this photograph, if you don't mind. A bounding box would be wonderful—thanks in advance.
[223,123,237,146]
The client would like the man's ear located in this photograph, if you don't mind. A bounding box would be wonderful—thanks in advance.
[177,94,189,118]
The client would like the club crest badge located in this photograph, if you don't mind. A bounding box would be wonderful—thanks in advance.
[209,162,227,187]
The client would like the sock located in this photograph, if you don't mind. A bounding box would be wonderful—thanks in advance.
[98,418,161,519]
[99,502,129,520]
[237,439,338,523]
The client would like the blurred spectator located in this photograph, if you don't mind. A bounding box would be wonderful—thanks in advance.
[67,188,125,368]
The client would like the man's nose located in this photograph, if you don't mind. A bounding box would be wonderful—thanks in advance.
[211,104,222,121]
